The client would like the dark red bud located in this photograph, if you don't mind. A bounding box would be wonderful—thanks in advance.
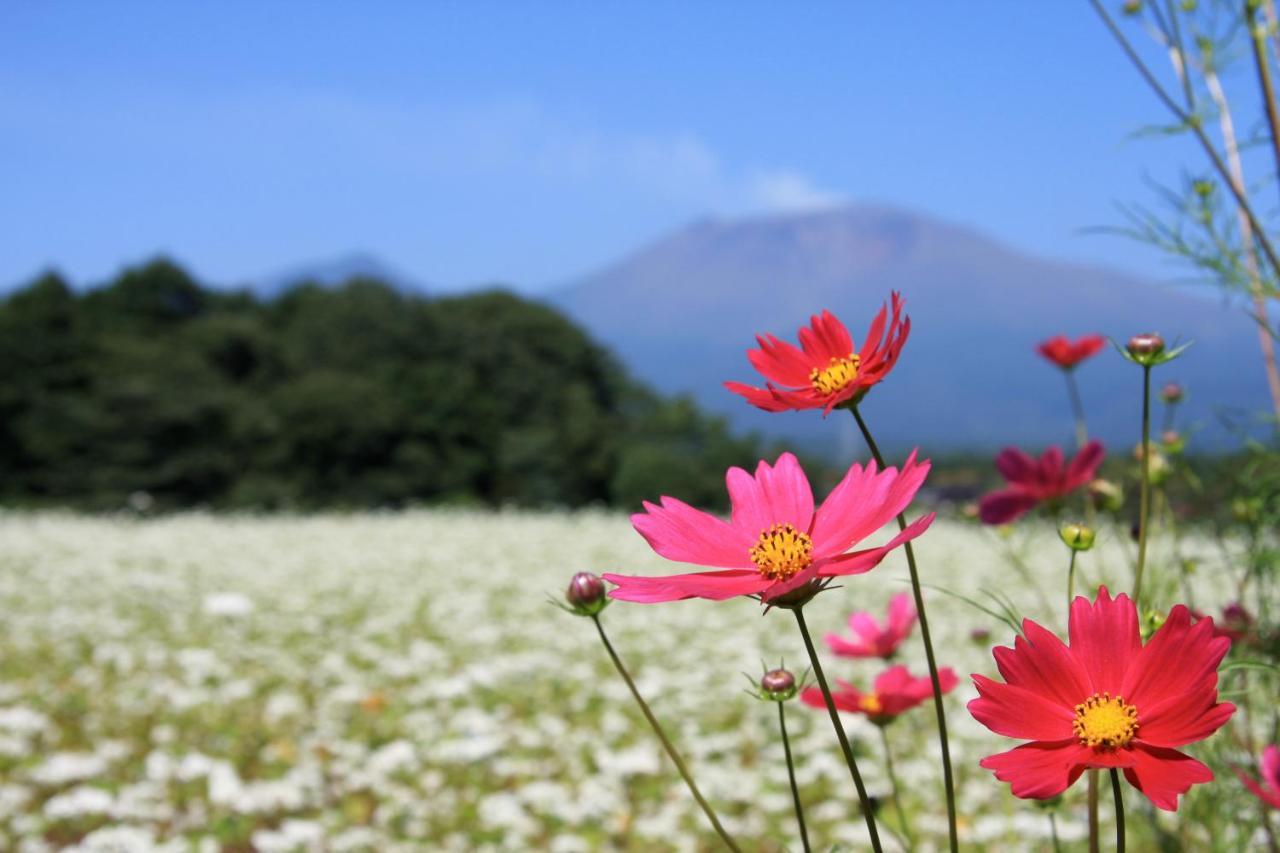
[1127,333,1165,357]
[566,572,607,613]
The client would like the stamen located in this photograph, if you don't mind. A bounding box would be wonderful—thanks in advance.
[1073,692,1139,750]
[749,523,814,581]
[809,353,861,396]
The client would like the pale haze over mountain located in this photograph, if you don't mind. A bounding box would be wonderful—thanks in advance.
[551,205,1269,453]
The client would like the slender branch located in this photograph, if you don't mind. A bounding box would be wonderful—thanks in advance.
[1110,768,1127,853]
[878,725,915,850]
[1134,366,1153,605]
[591,616,742,851]
[1049,811,1063,853]
[1202,41,1280,420]
[1090,0,1280,282]
[1248,0,1280,213]
[777,702,812,853]
[793,607,884,853]
[1163,0,1195,110]
[850,406,957,852]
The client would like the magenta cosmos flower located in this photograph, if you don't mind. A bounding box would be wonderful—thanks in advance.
[1239,746,1280,809]
[978,441,1105,525]
[969,587,1235,811]
[801,664,959,726]
[825,592,917,659]
[604,452,934,604]
[724,293,909,414]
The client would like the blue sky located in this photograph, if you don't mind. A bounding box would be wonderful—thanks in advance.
[0,2,1227,293]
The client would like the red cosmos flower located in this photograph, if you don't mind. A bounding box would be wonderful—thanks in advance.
[724,293,909,414]
[978,441,1105,525]
[1238,745,1280,809]
[801,664,959,725]
[969,587,1235,811]
[1037,334,1106,370]
[825,592,917,659]
[604,451,934,604]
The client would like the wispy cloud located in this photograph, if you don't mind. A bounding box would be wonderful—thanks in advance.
[744,170,848,213]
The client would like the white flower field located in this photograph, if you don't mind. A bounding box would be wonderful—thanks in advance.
[0,511,1264,851]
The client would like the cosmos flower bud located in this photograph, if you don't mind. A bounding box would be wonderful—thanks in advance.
[1140,608,1167,640]
[1123,0,1143,14]
[565,572,609,616]
[1059,523,1096,552]
[1127,333,1165,358]
[759,668,798,701]
[1161,430,1186,454]
[1160,382,1184,403]
[970,627,991,645]
[1192,179,1213,197]
[1088,478,1124,513]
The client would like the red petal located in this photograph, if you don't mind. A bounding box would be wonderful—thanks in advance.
[1067,585,1141,695]
[979,741,1087,800]
[992,619,1093,708]
[969,674,1075,741]
[978,488,1038,524]
[1122,743,1213,811]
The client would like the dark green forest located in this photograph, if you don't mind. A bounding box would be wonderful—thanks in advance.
[0,259,776,511]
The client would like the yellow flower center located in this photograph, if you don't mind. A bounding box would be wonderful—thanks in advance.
[1073,692,1139,750]
[859,695,883,715]
[810,353,861,396]
[749,523,814,581]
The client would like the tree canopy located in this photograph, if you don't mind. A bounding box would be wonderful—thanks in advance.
[0,259,776,511]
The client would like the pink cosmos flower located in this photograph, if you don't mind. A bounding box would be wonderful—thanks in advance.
[969,587,1235,811]
[978,441,1106,525]
[724,294,909,414]
[1239,745,1280,809]
[801,664,959,725]
[604,451,934,604]
[825,593,917,659]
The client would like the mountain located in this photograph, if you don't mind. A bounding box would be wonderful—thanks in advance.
[252,252,428,298]
[551,204,1271,454]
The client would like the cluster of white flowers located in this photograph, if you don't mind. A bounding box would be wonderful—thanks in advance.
[0,510,1243,849]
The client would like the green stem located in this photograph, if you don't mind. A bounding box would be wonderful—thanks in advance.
[1065,368,1088,450]
[1134,365,1152,605]
[1088,769,1100,853]
[1110,767,1126,853]
[851,405,958,853]
[1049,811,1063,853]
[879,725,914,850]
[1067,548,1079,615]
[777,702,811,853]
[591,616,742,851]
[793,607,884,853]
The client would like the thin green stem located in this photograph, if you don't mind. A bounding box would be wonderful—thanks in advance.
[777,702,811,853]
[1049,811,1063,853]
[793,607,884,853]
[1134,365,1152,604]
[1065,369,1088,450]
[1067,548,1079,613]
[590,616,742,851]
[1088,769,1100,853]
[878,725,914,850]
[851,405,958,853]
[1110,767,1126,853]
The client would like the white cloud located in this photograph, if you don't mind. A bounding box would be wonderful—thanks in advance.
[744,170,848,213]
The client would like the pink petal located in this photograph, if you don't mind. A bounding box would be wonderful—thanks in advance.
[631,497,752,568]
[1122,743,1214,811]
[886,592,917,637]
[994,448,1037,485]
[811,451,930,556]
[726,453,814,537]
[1065,441,1106,491]
[849,611,883,644]
[814,512,934,577]
[978,487,1038,524]
[1067,586,1141,695]
[603,569,769,603]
